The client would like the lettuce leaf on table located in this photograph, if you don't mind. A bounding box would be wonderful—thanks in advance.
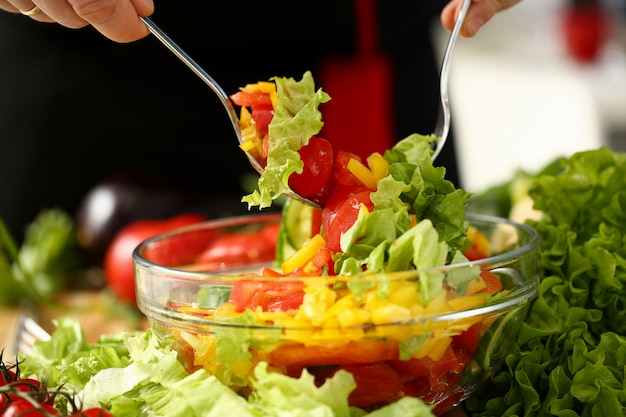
[465,147,626,416]
[21,318,437,417]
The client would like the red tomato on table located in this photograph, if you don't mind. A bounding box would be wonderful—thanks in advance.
[103,213,207,303]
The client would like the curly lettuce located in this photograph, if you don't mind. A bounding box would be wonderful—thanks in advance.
[465,147,626,416]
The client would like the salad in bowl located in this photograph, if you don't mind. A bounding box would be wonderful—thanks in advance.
[132,72,540,415]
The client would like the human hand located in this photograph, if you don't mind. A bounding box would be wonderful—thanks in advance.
[0,0,154,42]
[441,0,522,37]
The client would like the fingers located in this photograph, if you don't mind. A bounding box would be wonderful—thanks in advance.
[441,0,522,38]
[0,0,154,43]
[0,0,54,22]
[66,0,154,42]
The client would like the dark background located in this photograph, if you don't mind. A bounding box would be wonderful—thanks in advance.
[0,0,457,241]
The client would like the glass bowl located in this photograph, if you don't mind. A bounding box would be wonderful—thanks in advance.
[133,212,540,415]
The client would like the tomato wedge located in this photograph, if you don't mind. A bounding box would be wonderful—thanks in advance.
[322,188,373,252]
[229,279,305,312]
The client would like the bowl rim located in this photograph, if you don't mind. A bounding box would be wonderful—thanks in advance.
[133,211,540,277]
[133,212,541,326]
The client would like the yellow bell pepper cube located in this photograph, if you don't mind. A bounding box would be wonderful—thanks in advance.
[347,158,377,189]
[467,226,490,256]
[367,152,389,183]
[281,234,326,274]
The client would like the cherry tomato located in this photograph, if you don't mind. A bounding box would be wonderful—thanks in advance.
[322,189,373,252]
[3,398,60,417]
[288,136,334,199]
[8,378,52,406]
[103,213,207,303]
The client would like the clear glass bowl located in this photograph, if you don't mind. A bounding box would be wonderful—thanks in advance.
[134,212,540,415]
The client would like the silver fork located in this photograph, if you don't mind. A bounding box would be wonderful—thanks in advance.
[431,0,471,160]
[13,313,51,357]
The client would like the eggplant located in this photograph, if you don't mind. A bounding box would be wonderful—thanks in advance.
[75,172,255,265]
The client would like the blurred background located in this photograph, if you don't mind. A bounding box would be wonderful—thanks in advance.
[435,0,626,192]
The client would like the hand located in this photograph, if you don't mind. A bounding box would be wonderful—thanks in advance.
[441,0,522,38]
[0,0,154,42]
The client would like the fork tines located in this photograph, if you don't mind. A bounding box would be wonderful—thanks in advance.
[14,314,51,356]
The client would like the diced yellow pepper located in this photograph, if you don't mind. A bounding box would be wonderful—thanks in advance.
[388,281,420,309]
[347,158,377,189]
[447,294,487,311]
[281,234,326,274]
[371,303,411,325]
[367,152,389,182]
[415,335,452,361]
[270,90,279,109]
[239,105,253,126]
[465,277,487,295]
[241,81,276,94]
[467,226,490,255]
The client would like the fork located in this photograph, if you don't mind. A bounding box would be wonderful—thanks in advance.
[12,313,51,357]
[431,0,471,160]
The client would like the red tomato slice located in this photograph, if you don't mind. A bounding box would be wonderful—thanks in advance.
[251,104,274,136]
[229,279,304,312]
[288,136,334,199]
[334,150,365,187]
[322,189,373,252]
[268,339,399,367]
[338,362,404,409]
[229,91,272,107]
[479,270,503,295]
